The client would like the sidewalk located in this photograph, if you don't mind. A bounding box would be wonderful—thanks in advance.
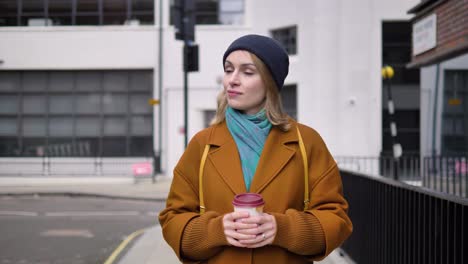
[0,176,354,264]
[0,175,171,201]
[118,225,354,264]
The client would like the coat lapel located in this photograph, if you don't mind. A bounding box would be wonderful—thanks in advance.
[206,122,299,195]
[207,123,247,195]
[250,124,298,193]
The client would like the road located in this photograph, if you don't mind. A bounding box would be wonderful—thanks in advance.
[0,195,166,264]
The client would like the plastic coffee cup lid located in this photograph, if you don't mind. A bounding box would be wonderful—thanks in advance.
[232,193,265,207]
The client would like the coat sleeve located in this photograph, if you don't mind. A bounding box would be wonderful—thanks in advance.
[158,132,228,262]
[270,125,353,261]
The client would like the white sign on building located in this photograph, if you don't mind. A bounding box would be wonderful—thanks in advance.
[412,14,437,56]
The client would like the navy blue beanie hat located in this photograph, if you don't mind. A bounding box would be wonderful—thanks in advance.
[223,34,289,91]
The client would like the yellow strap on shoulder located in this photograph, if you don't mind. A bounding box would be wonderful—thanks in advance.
[198,127,308,213]
[199,144,210,214]
[296,126,309,211]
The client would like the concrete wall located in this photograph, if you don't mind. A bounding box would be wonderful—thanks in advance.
[0,26,156,69]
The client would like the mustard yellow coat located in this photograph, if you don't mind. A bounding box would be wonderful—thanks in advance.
[159,121,352,263]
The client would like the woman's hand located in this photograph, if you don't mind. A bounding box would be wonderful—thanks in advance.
[236,213,277,248]
[223,212,277,248]
[222,211,258,247]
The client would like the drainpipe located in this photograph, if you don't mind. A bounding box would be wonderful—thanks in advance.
[157,0,164,176]
[431,63,440,157]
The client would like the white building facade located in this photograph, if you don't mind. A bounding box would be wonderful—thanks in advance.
[0,0,419,177]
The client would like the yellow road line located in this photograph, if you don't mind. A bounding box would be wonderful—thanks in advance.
[103,228,147,264]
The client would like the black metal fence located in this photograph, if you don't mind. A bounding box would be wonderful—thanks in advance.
[335,154,421,182]
[336,155,468,198]
[0,157,153,177]
[340,170,467,264]
[423,156,468,198]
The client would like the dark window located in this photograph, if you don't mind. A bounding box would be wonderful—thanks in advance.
[195,0,219,24]
[281,84,297,119]
[49,0,73,26]
[0,70,153,157]
[271,26,297,55]
[170,0,244,25]
[0,0,18,26]
[442,70,468,155]
[76,0,100,25]
[103,0,127,25]
[22,0,49,26]
[0,0,154,26]
[130,136,153,156]
[132,0,154,24]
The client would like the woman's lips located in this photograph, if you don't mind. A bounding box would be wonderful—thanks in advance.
[227,90,242,97]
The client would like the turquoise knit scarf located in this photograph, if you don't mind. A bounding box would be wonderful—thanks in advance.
[226,107,272,191]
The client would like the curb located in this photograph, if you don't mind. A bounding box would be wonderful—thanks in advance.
[117,225,180,264]
[0,191,168,202]
[104,228,148,264]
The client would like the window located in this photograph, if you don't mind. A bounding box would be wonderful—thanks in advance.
[442,70,468,155]
[170,0,244,25]
[48,0,73,26]
[132,0,154,24]
[0,0,154,26]
[271,26,297,55]
[281,84,297,119]
[219,0,243,25]
[0,0,19,26]
[195,0,218,24]
[0,70,153,157]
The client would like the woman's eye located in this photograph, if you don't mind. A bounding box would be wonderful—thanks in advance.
[244,71,254,75]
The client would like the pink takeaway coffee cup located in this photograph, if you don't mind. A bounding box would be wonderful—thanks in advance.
[232,193,265,216]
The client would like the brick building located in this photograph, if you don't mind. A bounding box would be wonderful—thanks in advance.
[408,0,468,155]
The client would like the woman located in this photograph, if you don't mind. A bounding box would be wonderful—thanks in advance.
[159,34,352,263]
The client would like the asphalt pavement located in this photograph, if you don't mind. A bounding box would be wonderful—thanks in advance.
[0,175,354,264]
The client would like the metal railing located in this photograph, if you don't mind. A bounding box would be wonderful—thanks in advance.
[336,155,468,198]
[0,157,153,177]
[335,155,421,183]
[340,170,467,264]
[423,156,468,198]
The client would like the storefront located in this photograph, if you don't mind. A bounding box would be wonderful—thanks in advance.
[408,0,468,155]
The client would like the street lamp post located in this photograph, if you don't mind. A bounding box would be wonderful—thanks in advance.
[382,65,402,180]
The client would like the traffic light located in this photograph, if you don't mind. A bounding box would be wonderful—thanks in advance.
[184,43,199,72]
[172,0,195,41]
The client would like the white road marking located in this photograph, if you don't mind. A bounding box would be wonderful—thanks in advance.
[45,211,141,217]
[40,229,94,238]
[0,211,38,216]
[0,210,156,217]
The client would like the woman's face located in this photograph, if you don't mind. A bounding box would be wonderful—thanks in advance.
[223,50,266,115]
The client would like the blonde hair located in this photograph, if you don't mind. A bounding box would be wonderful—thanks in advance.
[211,53,290,131]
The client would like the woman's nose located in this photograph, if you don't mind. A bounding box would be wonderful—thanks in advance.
[229,71,240,86]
